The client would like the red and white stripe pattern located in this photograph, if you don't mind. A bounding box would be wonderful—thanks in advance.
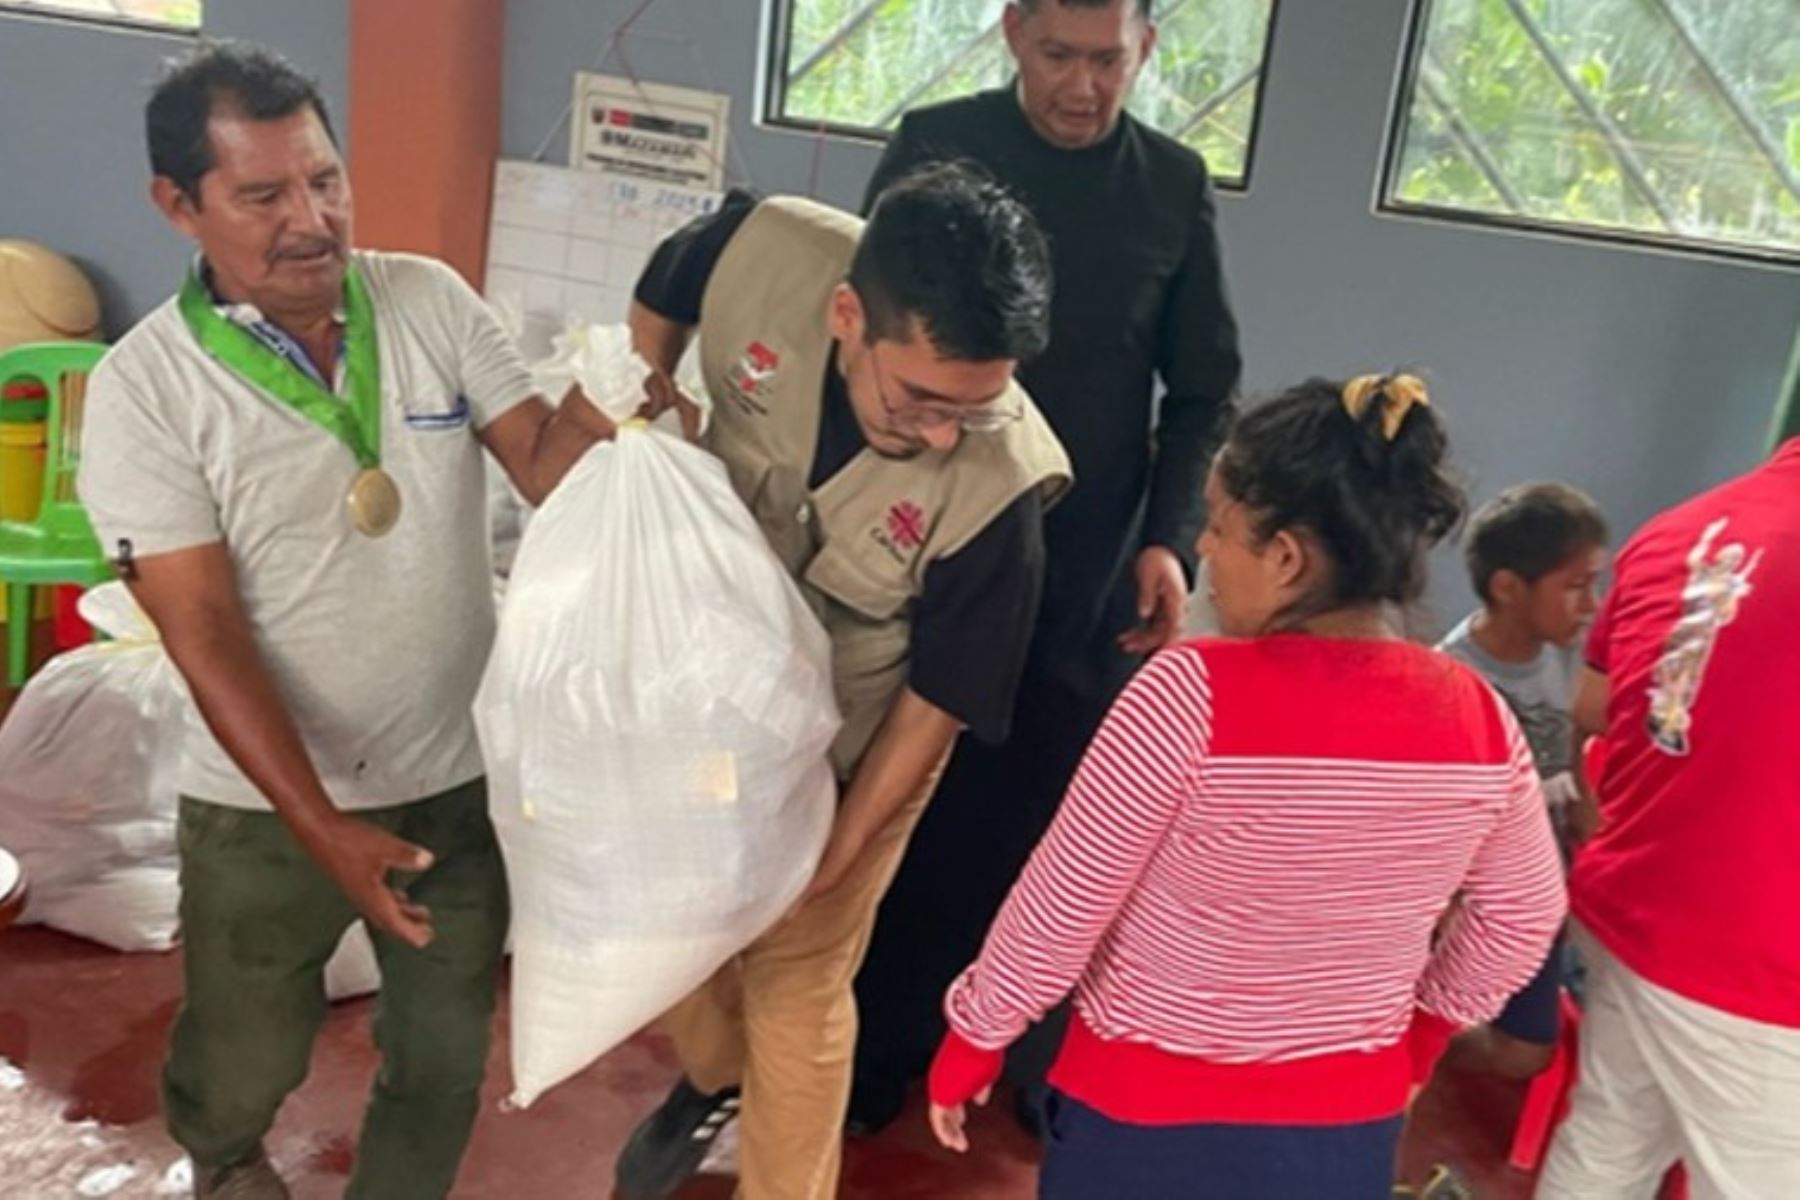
[945,637,1567,1066]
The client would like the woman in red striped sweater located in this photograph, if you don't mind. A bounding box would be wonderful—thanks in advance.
[926,375,1567,1198]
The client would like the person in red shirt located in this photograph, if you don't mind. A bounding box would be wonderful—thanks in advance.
[924,375,1566,1198]
[1539,437,1800,1199]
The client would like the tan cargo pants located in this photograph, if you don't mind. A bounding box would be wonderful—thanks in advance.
[659,764,943,1200]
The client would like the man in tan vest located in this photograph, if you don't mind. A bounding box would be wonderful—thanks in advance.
[614,164,1070,1200]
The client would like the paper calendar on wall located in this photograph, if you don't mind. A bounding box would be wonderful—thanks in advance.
[483,159,722,360]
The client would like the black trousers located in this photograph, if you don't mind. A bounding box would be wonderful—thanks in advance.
[851,664,1121,1107]
[1039,1093,1403,1200]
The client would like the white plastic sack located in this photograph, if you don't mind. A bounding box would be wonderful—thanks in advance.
[0,585,185,951]
[526,321,709,433]
[484,320,710,585]
[324,923,382,1001]
[27,865,179,955]
[475,330,838,1108]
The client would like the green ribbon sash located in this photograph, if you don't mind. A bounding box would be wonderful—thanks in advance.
[178,262,383,468]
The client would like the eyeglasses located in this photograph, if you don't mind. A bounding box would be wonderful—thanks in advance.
[868,342,1023,434]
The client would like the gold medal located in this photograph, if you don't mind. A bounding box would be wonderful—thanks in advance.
[347,467,402,538]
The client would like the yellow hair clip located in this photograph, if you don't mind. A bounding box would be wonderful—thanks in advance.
[1342,373,1430,442]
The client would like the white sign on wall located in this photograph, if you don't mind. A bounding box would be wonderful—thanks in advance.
[570,73,730,191]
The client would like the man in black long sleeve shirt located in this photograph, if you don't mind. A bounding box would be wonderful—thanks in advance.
[850,0,1242,1130]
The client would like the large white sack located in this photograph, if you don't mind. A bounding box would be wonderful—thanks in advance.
[324,923,382,1001]
[475,340,838,1108]
[27,864,178,953]
[484,320,709,587]
[0,585,186,951]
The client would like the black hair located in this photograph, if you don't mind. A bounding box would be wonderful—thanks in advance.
[1214,374,1466,620]
[850,161,1052,364]
[1464,482,1609,603]
[1017,0,1154,18]
[147,41,335,202]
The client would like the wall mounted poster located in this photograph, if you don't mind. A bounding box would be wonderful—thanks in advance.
[570,73,730,191]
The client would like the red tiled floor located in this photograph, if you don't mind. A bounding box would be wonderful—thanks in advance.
[0,923,1547,1199]
[1,632,1549,1198]
[0,926,1049,1199]
[4,617,1709,1200]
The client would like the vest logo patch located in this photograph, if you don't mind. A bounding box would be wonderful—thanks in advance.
[872,499,927,563]
[725,341,780,415]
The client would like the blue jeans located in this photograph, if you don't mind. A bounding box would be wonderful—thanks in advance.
[1038,1092,1402,1199]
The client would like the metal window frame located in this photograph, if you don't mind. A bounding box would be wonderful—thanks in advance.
[0,0,199,36]
[1378,0,1800,269]
[759,0,1284,192]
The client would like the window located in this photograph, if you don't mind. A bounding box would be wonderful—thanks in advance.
[1,0,199,32]
[765,0,1280,188]
[1386,0,1800,263]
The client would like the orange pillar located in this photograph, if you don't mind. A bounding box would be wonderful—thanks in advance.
[349,0,505,287]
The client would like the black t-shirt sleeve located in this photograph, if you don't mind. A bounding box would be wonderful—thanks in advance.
[631,188,759,323]
[907,487,1047,743]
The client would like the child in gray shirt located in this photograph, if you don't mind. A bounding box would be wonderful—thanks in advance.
[1438,481,1609,1076]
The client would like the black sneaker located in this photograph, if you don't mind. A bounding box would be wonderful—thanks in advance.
[614,1079,742,1199]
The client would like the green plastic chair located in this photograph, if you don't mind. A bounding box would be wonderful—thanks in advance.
[0,340,111,686]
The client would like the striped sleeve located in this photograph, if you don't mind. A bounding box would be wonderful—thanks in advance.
[1415,699,1568,1025]
[943,645,1211,1050]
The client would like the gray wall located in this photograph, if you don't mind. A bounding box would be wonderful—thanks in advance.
[502,0,882,216]
[503,0,1799,618]
[1240,1,1799,619]
[5,1,1791,613]
[0,1,348,334]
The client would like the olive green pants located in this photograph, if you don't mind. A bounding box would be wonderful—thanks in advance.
[162,779,508,1199]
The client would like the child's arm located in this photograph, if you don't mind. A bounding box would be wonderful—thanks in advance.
[1568,571,1618,844]
[1568,664,1610,844]
[928,646,1209,1107]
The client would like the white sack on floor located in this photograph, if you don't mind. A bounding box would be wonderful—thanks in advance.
[0,585,184,952]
